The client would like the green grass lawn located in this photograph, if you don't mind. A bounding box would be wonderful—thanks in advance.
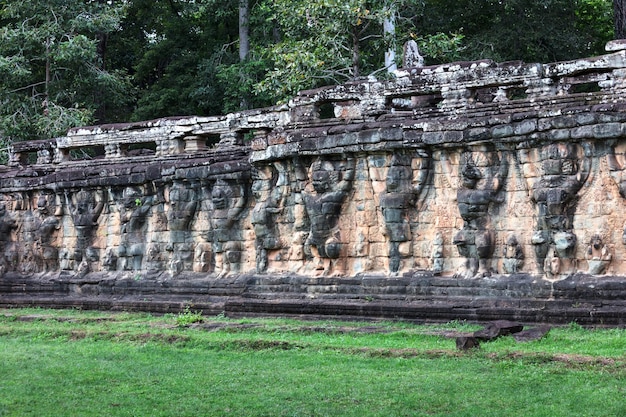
[0,308,624,417]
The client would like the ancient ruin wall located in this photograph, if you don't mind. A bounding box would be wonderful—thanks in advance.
[4,41,626,287]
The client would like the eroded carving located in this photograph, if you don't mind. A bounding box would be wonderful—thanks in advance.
[502,234,524,274]
[65,189,105,275]
[301,156,356,275]
[522,142,591,277]
[251,163,287,273]
[380,151,430,273]
[166,180,197,274]
[442,146,508,278]
[585,234,612,275]
[0,197,18,273]
[203,178,248,277]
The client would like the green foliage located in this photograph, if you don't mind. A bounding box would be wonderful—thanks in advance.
[175,306,204,327]
[0,0,617,146]
[0,0,133,145]
[254,0,467,103]
[418,0,613,63]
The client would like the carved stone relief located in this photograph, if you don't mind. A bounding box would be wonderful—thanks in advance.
[203,178,248,277]
[166,180,197,274]
[6,45,626,284]
[441,145,509,279]
[380,151,430,274]
[65,189,105,275]
[521,142,591,278]
[251,163,287,273]
[300,156,356,276]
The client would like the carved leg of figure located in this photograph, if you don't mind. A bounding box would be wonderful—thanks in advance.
[132,255,143,271]
[214,250,225,277]
[226,246,241,276]
[255,244,268,274]
[476,230,494,278]
[465,257,479,279]
[389,241,401,274]
[532,229,549,273]
[453,229,475,279]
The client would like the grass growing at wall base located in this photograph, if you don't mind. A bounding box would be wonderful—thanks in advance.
[0,308,624,417]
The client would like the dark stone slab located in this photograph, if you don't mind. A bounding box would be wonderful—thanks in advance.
[473,320,524,341]
[513,325,551,342]
[456,336,480,350]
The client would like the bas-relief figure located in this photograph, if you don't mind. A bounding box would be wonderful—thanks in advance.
[114,185,155,271]
[442,146,509,279]
[65,189,105,275]
[585,234,612,275]
[203,178,247,277]
[36,194,62,272]
[0,147,619,280]
[166,180,197,274]
[502,234,524,274]
[606,141,626,246]
[0,197,18,273]
[380,151,430,274]
[430,231,444,275]
[300,156,356,276]
[522,142,591,277]
[251,163,287,273]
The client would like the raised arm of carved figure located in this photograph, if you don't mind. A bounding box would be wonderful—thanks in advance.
[492,151,510,194]
[92,190,105,222]
[64,190,75,217]
[607,143,626,197]
[577,142,593,186]
[412,150,432,203]
[437,149,458,193]
[337,156,356,192]
[231,183,248,218]
[267,161,287,213]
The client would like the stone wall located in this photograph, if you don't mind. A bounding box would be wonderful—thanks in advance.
[3,41,626,323]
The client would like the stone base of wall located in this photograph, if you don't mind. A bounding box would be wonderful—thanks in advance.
[1,272,624,325]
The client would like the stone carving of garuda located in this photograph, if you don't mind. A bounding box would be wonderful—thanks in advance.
[301,156,356,276]
[442,146,509,279]
[380,151,430,274]
[251,162,287,274]
[115,185,154,271]
[204,178,247,277]
[522,142,591,277]
[65,189,105,275]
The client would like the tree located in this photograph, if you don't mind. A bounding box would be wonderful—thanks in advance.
[418,0,612,63]
[615,0,626,38]
[253,0,463,103]
[0,0,132,149]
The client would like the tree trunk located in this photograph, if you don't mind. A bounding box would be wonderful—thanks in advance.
[615,0,626,39]
[239,0,250,110]
[352,28,360,78]
[383,3,396,73]
[239,0,250,62]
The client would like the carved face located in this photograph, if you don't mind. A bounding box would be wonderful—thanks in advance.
[386,165,411,192]
[77,199,89,214]
[37,195,50,215]
[312,169,331,193]
[251,167,272,199]
[542,144,577,175]
[123,187,142,208]
[212,187,228,209]
[461,163,481,188]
